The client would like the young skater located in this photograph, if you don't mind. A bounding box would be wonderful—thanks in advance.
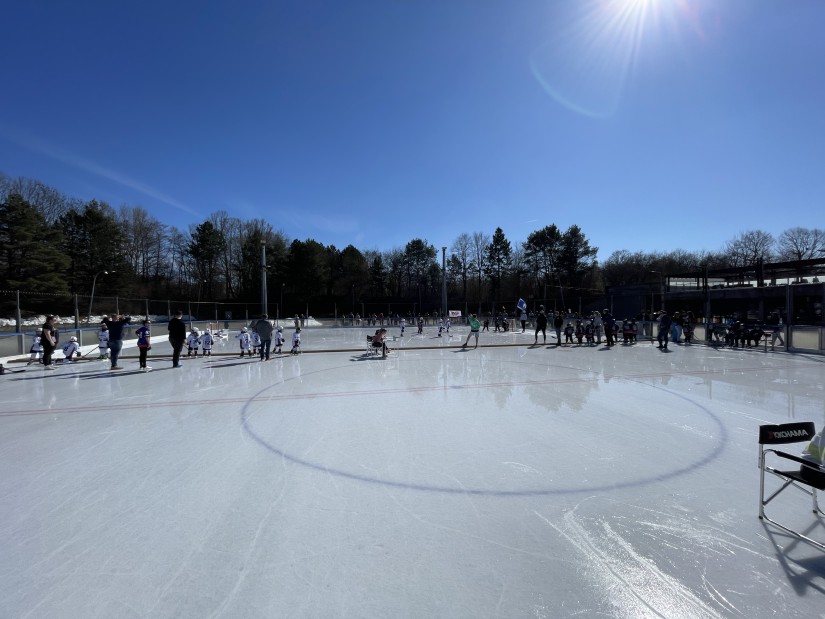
[575,320,584,345]
[417,316,424,335]
[250,330,261,356]
[584,322,595,346]
[135,319,152,371]
[27,329,43,365]
[236,327,252,357]
[564,322,574,344]
[62,336,81,363]
[274,327,285,354]
[437,318,444,337]
[201,329,214,356]
[291,327,301,354]
[186,328,201,357]
[399,317,406,338]
[97,323,109,359]
[445,317,451,334]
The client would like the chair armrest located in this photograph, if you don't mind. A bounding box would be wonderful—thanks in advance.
[769,449,825,472]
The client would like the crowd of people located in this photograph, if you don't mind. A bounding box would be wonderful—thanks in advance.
[21,303,789,371]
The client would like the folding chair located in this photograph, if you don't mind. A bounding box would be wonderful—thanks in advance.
[366,335,377,354]
[758,422,825,549]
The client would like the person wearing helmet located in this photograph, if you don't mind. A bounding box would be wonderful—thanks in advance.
[97,323,109,360]
[136,319,152,371]
[274,326,284,354]
[186,327,201,357]
[201,329,214,356]
[27,328,44,365]
[62,335,81,364]
[236,326,252,357]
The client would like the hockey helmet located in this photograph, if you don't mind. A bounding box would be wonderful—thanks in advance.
[70,336,77,342]
[192,327,200,333]
[242,326,248,332]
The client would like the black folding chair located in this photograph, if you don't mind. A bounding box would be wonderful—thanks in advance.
[758,422,825,549]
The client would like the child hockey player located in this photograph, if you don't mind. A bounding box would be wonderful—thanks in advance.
[135,319,152,371]
[275,326,285,354]
[62,336,81,364]
[437,318,444,337]
[564,322,574,344]
[417,316,424,335]
[200,329,214,356]
[250,330,261,356]
[27,329,43,365]
[186,328,201,357]
[622,319,632,344]
[629,319,638,343]
[97,323,109,360]
[445,317,451,335]
[236,326,252,357]
[400,317,406,338]
[291,327,301,355]
[575,320,584,345]
[584,321,595,346]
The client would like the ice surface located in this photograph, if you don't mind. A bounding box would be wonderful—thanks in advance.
[2,327,824,618]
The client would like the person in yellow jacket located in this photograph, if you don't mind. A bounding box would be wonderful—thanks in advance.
[801,428,825,487]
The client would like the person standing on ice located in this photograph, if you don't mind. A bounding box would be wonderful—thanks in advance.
[200,329,214,356]
[103,312,131,370]
[168,310,186,368]
[27,329,43,365]
[97,323,109,359]
[40,315,57,369]
[186,328,201,357]
[534,306,547,344]
[135,319,152,371]
[236,327,252,357]
[254,314,273,361]
[274,326,285,354]
[656,310,673,350]
[290,327,301,354]
[461,314,481,349]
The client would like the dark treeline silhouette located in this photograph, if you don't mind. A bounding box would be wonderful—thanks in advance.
[2,172,822,317]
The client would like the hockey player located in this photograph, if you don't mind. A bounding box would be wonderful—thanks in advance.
[584,322,595,346]
[622,319,632,344]
[291,328,301,355]
[201,329,214,356]
[575,320,584,345]
[62,336,81,363]
[445,317,451,335]
[135,319,152,371]
[250,330,261,356]
[274,327,285,354]
[437,318,444,337]
[236,327,252,357]
[186,328,201,357]
[97,323,109,359]
[564,322,574,344]
[27,329,43,365]
[417,316,424,335]
[399,317,406,338]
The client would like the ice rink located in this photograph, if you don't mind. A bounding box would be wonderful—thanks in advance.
[2,325,825,618]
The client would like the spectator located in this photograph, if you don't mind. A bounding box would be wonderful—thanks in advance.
[103,312,132,370]
[255,314,274,361]
[168,310,187,368]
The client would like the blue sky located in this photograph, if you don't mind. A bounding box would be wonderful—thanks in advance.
[2,0,824,262]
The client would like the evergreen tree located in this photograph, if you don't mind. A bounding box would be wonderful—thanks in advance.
[0,193,70,292]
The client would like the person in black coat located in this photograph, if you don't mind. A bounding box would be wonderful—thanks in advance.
[168,310,187,368]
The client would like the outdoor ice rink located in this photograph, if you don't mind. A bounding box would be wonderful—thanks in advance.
[2,324,825,618]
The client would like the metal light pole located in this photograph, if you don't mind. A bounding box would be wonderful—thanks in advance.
[279,283,284,325]
[441,246,447,318]
[87,270,110,324]
[260,240,268,315]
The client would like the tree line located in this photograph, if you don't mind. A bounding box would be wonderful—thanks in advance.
[1,172,822,316]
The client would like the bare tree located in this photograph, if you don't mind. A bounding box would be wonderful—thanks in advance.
[470,231,490,310]
[777,227,825,261]
[724,230,775,267]
[450,232,472,302]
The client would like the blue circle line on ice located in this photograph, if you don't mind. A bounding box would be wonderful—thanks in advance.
[240,371,728,497]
